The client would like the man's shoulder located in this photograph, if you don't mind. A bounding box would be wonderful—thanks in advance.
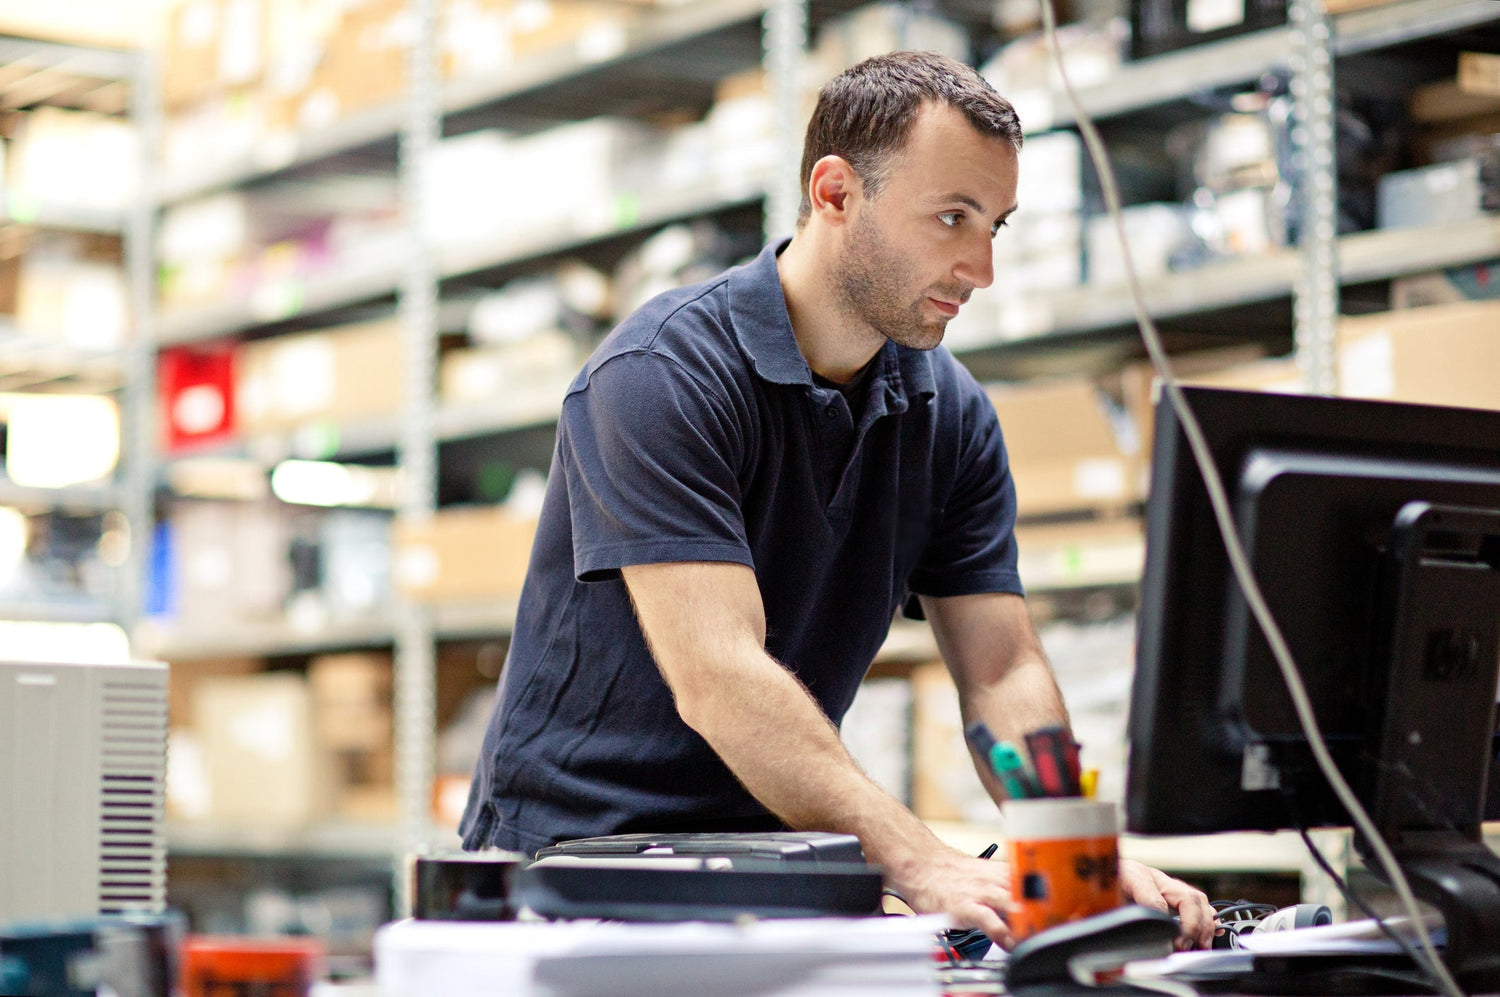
[593,271,738,367]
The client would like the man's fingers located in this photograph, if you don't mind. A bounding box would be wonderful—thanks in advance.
[1166,883,1216,950]
[955,901,1014,949]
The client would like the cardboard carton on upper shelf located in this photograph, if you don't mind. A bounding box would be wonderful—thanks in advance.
[1337,300,1500,412]
[163,0,267,110]
[986,378,1144,520]
[391,504,539,603]
[443,0,637,78]
[1320,0,1400,13]
[235,317,404,436]
[300,0,408,124]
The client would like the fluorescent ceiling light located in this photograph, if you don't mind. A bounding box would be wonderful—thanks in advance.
[3,393,120,488]
[270,460,400,509]
[0,621,130,665]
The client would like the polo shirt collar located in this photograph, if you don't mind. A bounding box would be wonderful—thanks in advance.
[728,239,939,401]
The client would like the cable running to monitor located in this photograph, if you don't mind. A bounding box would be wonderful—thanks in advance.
[1031,2,1464,993]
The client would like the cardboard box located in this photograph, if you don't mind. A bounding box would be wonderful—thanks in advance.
[235,318,404,435]
[1321,0,1399,13]
[304,0,408,121]
[1014,516,1145,592]
[1338,301,1500,411]
[309,652,393,753]
[166,657,261,730]
[1459,51,1500,98]
[310,652,395,820]
[510,0,632,62]
[164,0,266,109]
[1117,345,1283,454]
[194,672,334,828]
[987,379,1144,519]
[909,661,992,823]
[391,505,539,603]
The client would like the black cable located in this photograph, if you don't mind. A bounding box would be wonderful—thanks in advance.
[1281,789,1447,992]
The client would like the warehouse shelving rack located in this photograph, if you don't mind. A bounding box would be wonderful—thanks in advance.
[0,34,155,636]
[136,0,1500,922]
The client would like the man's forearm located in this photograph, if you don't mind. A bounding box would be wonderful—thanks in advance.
[962,654,1069,748]
[674,643,941,879]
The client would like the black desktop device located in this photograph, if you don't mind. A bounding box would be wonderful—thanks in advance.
[533,831,866,865]
[1126,386,1500,989]
[517,831,883,922]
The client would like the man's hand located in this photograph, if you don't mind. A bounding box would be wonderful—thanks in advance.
[1120,858,1217,950]
[886,845,1016,948]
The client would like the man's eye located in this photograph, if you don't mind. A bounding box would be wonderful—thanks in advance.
[937,212,962,227]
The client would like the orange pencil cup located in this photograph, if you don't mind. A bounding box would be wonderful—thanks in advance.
[1002,797,1121,939]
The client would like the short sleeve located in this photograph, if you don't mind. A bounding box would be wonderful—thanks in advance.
[905,386,1024,602]
[560,349,754,581]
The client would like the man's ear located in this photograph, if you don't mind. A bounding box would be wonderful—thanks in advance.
[806,155,860,225]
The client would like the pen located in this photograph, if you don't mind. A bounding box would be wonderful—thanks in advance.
[979,842,998,860]
[966,720,1043,799]
[1024,726,1083,797]
[991,741,1040,799]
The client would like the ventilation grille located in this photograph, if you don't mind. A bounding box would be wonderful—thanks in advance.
[97,676,167,914]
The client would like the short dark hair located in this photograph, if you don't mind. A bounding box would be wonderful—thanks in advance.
[798,50,1023,226]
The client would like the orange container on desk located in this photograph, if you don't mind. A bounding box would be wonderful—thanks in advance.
[180,936,324,997]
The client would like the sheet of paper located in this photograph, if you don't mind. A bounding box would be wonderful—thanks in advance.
[376,915,951,997]
[1237,913,1445,955]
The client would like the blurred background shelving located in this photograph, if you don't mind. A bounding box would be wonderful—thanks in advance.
[4,0,1500,967]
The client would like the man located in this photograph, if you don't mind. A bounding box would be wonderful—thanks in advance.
[462,50,1216,948]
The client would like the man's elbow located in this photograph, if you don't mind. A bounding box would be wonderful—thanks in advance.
[658,659,717,734]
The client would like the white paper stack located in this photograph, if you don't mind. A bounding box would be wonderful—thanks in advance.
[375,914,947,997]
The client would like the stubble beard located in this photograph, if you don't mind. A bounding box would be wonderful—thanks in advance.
[833,208,955,353]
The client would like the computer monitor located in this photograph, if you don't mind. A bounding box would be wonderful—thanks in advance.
[1125,385,1500,987]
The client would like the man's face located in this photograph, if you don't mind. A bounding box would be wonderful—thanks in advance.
[831,102,1019,351]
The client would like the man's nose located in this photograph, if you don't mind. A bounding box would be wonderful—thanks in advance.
[953,236,994,290]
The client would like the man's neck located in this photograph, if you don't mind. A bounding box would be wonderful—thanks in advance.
[776,233,885,385]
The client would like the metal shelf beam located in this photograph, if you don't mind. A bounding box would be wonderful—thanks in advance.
[155,180,768,345]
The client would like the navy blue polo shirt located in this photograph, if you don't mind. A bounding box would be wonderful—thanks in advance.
[460,240,1023,856]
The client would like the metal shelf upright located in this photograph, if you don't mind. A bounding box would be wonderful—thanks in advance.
[0,35,154,641]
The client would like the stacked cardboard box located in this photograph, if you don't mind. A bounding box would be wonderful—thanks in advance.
[310,652,396,820]
[987,378,1145,520]
[1338,300,1500,411]
[391,505,539,604]
[192,671,337,828]
[235,318,405,437]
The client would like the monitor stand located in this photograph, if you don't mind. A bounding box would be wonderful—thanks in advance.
[1363,502,1500,990]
